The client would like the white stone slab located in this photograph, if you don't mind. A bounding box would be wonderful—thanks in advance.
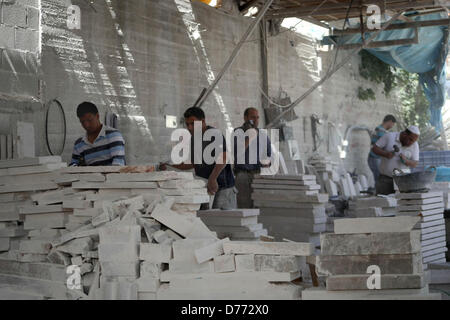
[0,182,58,194]
[18,205,69,215]
[168,259,215,274]
[419,219,445,229]
[422,229,446,241]
[106,171,193,182]
[152,206,214,240]
[158,179,205,189]
[422,246,447,258]
[24,213,69,230]
[197,209,259,218]
[0,156,62,169]
[200,216,258,227]
[398,203,444,212]
[0,237,10,251]
[353,196,397,208]
[223,241,313,256]
[421,224,446,235]
[19,240,52,254]
[325,179,338,197]
[99,225,141,244]
[253,179,316,186]
[252,184,321,191]
[302,287,439,300]
[422,241,447,253]
[334,216,420,234]
[72,181,158,189]
[73,208,103,217]
[209,224,263,233]
[101,261,140,277]
[252,191,328,203]
[423,253,447,264]
[398,197,444,205]
[98,242,139,262]
[397,207,444,217]
[194,238,230,264]
[253,200,325,210]
[422,236,446,247]
[166,195,210,204]
[214,254,235,273]
[396,192,444,200]
[254,174,316,181]
[136,276,160,292]
[161,270,301,284]
[259,207,327,220]
[234,254,255,272]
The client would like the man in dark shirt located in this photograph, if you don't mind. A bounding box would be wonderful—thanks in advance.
[233,108,271,208]
[160,107,236,209]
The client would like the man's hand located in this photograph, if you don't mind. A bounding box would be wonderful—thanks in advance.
[385,151,395,159]
[207,177,219,195]
[260,159,271,168]
[399,154,407,164]
[159,162,168,171]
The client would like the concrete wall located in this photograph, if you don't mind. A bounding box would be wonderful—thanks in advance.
[0,0,43,152]
[267,30,401,184]
[0,0,400,184]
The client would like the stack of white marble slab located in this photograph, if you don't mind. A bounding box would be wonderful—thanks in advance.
[158,239,312,300]
[88,199,310,300]
[307,156,340,196]
[60,167,209,217]
[346,196,397,218]
[396,191,448,266]
[303,217,441,300]
[429,182,450,210]
[446,211,450,261]
[197,209,268,241]
[251,174,328,248]
[0,156,68,259]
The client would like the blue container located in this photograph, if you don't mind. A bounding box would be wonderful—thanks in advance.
[429,166,450,182]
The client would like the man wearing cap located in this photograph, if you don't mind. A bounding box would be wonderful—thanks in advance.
[371,125,420,195]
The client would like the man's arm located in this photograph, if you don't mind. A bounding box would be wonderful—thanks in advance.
[400,155,418,168]
[207,134,230,195]
[372,145,394,159]
[372,134,394,159]
[110,133,126,166]
[69,140,82,166]
[207,151,228,195]
[401,143,419,168]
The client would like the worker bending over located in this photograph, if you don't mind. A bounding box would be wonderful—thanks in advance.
[160,107,236,210]
[371,125,420,195]
[70,102,126,166]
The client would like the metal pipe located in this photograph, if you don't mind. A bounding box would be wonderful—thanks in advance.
[195,0,274,108]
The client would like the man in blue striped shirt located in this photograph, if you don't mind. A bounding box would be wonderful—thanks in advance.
[70,102,126,166]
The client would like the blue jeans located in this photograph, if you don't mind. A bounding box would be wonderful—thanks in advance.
[368,155,381,184]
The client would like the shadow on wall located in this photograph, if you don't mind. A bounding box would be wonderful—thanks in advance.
[41,0,254,164]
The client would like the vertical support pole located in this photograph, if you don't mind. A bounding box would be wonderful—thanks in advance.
[260,19,269,111]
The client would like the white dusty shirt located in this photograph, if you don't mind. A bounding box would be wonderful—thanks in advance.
[375,132,419,178]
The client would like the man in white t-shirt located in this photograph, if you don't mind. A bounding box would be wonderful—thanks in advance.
[371,125,420,195]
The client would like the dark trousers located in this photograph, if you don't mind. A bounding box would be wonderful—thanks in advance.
[376,174,395,195]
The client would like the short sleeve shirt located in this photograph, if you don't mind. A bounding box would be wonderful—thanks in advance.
[190,126,235,190]
[375,132,419,177]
